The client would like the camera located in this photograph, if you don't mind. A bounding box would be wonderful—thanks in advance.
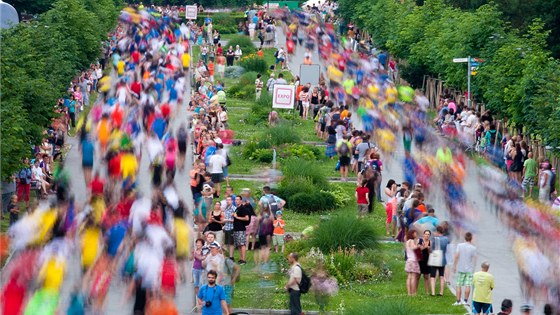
[205,301,212,307]
[396,184,401,187]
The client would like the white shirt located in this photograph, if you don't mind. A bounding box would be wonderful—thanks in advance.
[209,154,226,174]
[32,165,44,180]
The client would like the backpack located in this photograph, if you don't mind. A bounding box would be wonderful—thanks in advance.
[274,50,279,58]
[297,265,311,293]
[339,141,349,157]
[267,195,279,212]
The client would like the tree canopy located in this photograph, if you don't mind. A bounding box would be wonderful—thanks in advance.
[0,0,120,179]
[337,0,560,148]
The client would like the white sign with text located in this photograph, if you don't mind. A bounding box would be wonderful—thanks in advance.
[185,5,197,20]
[272,84,295,109]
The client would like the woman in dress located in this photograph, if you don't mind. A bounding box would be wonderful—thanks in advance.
[418,230,432,295]
[405,230,421,296]
[325,120,337,159]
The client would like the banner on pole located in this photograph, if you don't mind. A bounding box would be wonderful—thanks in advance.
[299,64,321,86]
[272,84,295,109]
[185,5,197,20]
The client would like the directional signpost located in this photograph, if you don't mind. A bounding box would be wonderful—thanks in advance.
[453,56,484,108]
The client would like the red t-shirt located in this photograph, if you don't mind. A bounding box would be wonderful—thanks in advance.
[108,154,122,178]
[161,258,177,295]
[130,81,142,96]
[117,197,134,219]
[90,177,105,196]
[131,51,140,64]
[356,186,369,204]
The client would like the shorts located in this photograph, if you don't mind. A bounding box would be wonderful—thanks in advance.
[192,268,204,288]
[472,301,493,314]
[233,231,246,247]
[430,266,445,278]
[224,285,233,305]
[223,166,229,178]
[522,176,535,187]
[320,122,326,132]
[258,234,271,248]
[339,156,351,167]
[457,272,473,287]
[224,230,234,246]
[273,234,284,246]
[211,173,223,184]
[358,204,368,215]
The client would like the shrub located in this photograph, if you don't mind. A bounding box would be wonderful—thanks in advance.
[249,148,274,163]
[284,239,312,257]
[246,94,272,125]
[276,176,317,201]
[323,184,352,208]
[226,35,256,55]
[287,191,336,214]
[281,144,317,160]
[265,124,301,146]
[224,65,245,79]
[238,71,258,86]
[214,24,238,34]
[239,54,268,73]
[311,215,378,253]
[282,158,329,189]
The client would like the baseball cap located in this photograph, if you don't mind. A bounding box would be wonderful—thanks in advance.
[209,242,221,249]
[276,210,282,216]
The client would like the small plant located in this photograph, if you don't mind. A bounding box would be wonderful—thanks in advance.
[249,148,273,163]
[311,215,378,253]
[281,158,329,189]
[239,54,268,73]
[288,191,336,214]
[224,65,245,78]
[322,184,352,208]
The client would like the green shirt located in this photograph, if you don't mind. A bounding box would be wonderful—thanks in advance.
[473,271,494,303]
[523,158,537,178]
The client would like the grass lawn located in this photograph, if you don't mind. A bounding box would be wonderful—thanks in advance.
[231,243,463,314]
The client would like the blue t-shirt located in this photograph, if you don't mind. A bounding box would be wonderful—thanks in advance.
[152,118,166,140]
[416,215,440,229]
[68,100,76,113]
[82,140,94,166]
[106,222,127,257]
[197,284,226,315]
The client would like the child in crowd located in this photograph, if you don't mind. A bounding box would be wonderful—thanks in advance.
[273,211,285,253]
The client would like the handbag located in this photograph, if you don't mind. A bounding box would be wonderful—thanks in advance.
[427,237,444,267]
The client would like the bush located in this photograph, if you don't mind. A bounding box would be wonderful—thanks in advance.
[311,215,378,253]
[287,191,336,213]
[282,158,329,189]
[226,35,256,55]
[265,124,301,146]
[276,176,317,201]
[224,66,245,79]
[238,71,258,86]
[284,239,312,257]
[280,144,317,160]
[246,94,272,125]
[239,54,268,73]
[323,184,352,208]
[248,148,274,163]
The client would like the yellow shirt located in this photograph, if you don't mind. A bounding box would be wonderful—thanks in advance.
[81,227,101,269]
[472,271,494,303]
[40,258,66,291]
[182,53,191,68]
[34,208,58,245]
[120,153,138,180]
[327,65,343,85]
[91,197,105,224]
[174,218,190,257]
[386,86,398,103]
[117,60,125,75]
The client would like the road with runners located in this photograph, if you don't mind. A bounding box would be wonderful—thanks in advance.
[275,27,527,311]
[58,72,196,314]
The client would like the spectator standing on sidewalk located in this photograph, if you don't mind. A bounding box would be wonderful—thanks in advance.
[472,261,495,315]
[285,252,302,315]
[452,232,477,306]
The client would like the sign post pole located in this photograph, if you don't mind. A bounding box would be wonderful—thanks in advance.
[467,55,471,108]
